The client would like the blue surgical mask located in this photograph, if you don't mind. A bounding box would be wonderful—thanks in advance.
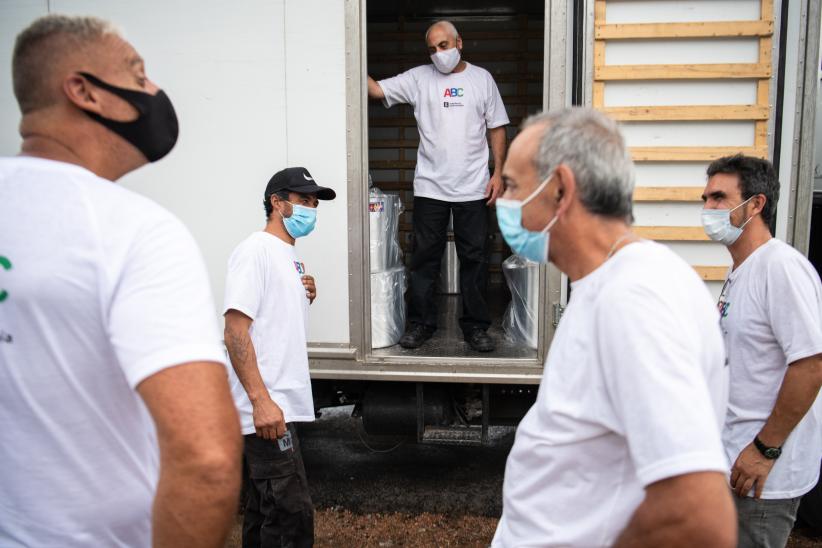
[496,175,559,264]
[701,196,754,246]
[281,203,317,239]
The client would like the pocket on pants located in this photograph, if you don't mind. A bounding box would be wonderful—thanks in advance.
[245,436,297,481]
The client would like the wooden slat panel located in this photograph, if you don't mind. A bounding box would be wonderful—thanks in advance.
[595,20,772,40]
[633,186,704,202]
[633,226,710,241]
[693,265,729,281]
[603,105,768,121]
[630,146,768,162]
[596,63,771,80]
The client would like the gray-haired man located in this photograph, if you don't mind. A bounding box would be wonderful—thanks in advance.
[492,108,736,546]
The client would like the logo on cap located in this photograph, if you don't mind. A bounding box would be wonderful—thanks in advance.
[303,173,314,181]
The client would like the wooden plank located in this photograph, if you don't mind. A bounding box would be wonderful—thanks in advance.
[761,0,774,21]
[630,146,768,162]
[595,20,772,40]
[633,186,704,202]
[369,51,542,63]
[693,265,729,281]
[367,30,543,42]
[756,1,773,151]
[593,1,606,108]
[370,160,417,170]
[633,226,710,241]
[369,116,524,128]
[370,140,418,149]
[596,63,771,81]
[368,72,543,84]
[602,104,768,121]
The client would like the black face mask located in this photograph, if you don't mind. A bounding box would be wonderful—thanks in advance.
[78,72,179,162]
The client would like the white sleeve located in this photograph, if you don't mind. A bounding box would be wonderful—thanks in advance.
[484,74,510,129]
[378,69,418,108]
[223,241,265,321]
[596,283,728,487]
[108,215,225,388]
[766,252,822,364]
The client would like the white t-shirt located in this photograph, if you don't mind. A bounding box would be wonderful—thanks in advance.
[378,63,509,202]
[0,157,226,547]
[493,241,729,547]
[720,238,822,499]
[223,232,315,434]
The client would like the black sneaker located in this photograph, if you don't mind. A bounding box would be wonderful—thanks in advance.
[399,324,434,349]
[465,329,495,352]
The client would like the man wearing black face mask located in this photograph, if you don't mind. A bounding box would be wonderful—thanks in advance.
[0,14,241,547]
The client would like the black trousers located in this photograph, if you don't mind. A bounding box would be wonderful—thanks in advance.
[408,196,491,334]
[242,424,314,548]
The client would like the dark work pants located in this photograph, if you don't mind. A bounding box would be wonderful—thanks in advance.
[407,196,491,334]
[242,424,314,548]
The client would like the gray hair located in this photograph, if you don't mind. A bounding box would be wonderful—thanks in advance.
[524,108,635,222]
[425,20,459,43]
[13,14,119,113]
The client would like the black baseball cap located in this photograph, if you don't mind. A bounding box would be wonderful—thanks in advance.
[264,167,336,201]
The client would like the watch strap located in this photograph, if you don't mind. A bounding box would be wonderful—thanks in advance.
[754,436,782,459]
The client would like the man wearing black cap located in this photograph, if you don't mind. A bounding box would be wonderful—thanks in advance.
[223,167,335,547]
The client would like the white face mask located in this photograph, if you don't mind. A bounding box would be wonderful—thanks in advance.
[430,47,461,74]
[701,196,755,246]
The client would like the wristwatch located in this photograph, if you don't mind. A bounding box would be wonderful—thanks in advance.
[754,436,782,459]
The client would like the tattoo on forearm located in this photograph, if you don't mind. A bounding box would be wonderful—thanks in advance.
[226,330,251,368]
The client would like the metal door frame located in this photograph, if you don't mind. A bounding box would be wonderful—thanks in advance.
[309,0,572,384]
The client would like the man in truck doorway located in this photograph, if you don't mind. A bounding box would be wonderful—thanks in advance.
[224,167,336,548]
[493,108,736,547]
[367,20,509,352]
[701,154,822,548]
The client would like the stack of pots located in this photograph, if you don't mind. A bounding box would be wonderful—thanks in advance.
[369,185,406,348]
[501,255,540,349]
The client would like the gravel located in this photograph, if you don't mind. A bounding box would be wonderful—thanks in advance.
[223,405,821,547]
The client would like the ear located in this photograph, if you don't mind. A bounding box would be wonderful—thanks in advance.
[456,36,463,50]
[750,193,767,217]
[63,74,103,114]
[553,164,576,216]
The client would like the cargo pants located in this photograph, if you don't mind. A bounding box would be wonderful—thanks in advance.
[242,424,314,548]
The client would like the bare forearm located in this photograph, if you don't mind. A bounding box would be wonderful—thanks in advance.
[489,127,506,175]
[615,473,735,548]
[224,326,268,403]
[138,362,242,548]
[758,355,822,447]
[153,460,239,548]
[367,76,384,100]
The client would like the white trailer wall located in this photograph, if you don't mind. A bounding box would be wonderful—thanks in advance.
[0,0,350,344]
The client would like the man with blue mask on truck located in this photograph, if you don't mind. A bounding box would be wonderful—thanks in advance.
[367,20,509,352]
[493,108,736,547]
[701,155,822,548]
[224,167,336,548]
